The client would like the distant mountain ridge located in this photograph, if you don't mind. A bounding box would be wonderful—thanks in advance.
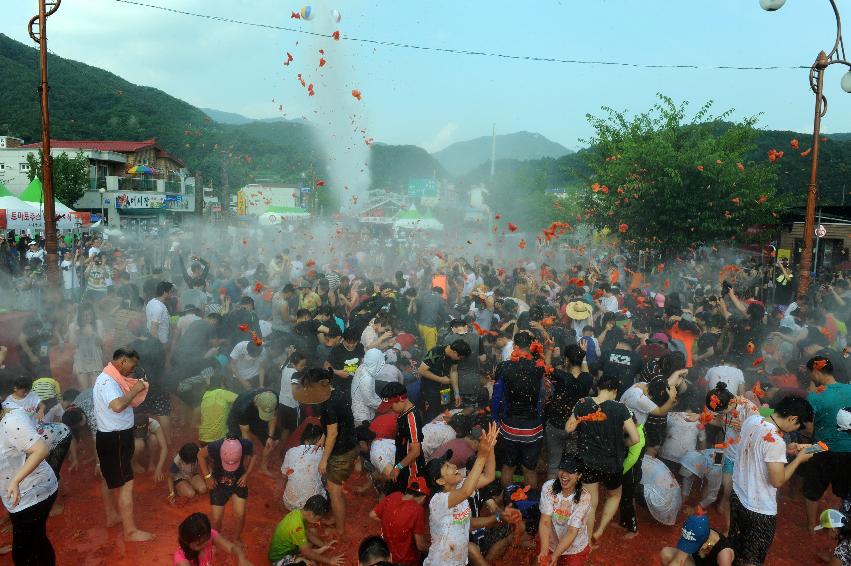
[200,108,288,125]
[433,131,572,177]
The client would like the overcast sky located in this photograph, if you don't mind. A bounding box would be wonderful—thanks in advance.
[4,0,851,152]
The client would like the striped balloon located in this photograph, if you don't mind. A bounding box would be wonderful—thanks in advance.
[299,5,313,20]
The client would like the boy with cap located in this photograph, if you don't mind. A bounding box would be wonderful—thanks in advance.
[227,388,278,477]
[814,503,851,566]
[369,476,430,566]
[380,382,426,491]
[198,434,254,544]
[660,508,735,566]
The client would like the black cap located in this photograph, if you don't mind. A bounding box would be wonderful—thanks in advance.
[558,454,582,473]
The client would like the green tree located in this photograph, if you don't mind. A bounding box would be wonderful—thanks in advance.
[26,150,90,207]
[582,95,785,255]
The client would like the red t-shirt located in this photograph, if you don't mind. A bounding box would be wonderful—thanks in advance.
[431,438,476,469]
[370,412,398,439]
[373,492,427,566]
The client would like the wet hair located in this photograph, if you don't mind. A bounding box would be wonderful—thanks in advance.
[806,355,834,374]
[597,374,620,392]
[705,382,735,412]
[660,351,686,378]
[513,331,535,349]
[324,324,342,339]
[296,308,311,319]
[113,347,140,362]
[155,281,175,297]
[12,376,32,392]
[301,367,334,386]
[62,388,80,403]
[205,313,222,323]
[342,327,360,342]
[177,512,212,566]
[563,344,585,367]
[581,325,594,334]
[246,341,263,357]
[449,319,468,329]
[358,536,391,564]
[302,423,324,444]
[60,407,86,440]
[303,494,330,516]
[648,379,671,406]
[448,339,472,359]
[289,351,308,367]
[774,395,814,424]
[178,443,200,464]
[317,305,334,318]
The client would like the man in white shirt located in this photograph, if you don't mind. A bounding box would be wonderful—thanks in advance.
[230,340,266,388]
[93,348,152,542]
[25,241,45,264]
[60,249,81,301]
[705,363,746,396]
[145,281,175,345]
[597,284,619,314]
[729,396,814,566]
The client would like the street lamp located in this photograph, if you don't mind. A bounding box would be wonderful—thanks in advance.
[762,0,851,299]
[98,187,106,224]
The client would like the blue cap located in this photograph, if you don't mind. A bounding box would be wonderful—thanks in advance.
[676,511,710,555]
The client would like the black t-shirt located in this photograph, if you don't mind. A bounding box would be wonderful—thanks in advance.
[128,336,166,388]
[207,437,253,483]
[321,387,356,455]
[546,369,593,428]
[600,348,643,397]
[327,343,365,392]
[174,319,214,359]
[495,358,544,421]
[294,320,323,357]
[227,388,277,433]
[395,406,426,477]
[573,397,630,474]
[22,315,53,362]
[421,346,459,398]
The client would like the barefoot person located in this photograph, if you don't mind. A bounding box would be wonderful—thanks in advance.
[93,348,153,542]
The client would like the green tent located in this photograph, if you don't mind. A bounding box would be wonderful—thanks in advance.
[19,178,75,213]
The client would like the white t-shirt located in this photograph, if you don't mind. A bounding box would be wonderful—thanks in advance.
[732,414,787,516]
[539,481,592,556]
[281,445,326,510]
[501,341,514,362]
[351,368,382,425]
[619,384,658,426]
[289,260,304,280]
[279,366,299,409]
[361,324,380,349]
[230,341,265,381]
[0,410,58,513]
[600,295,619,313]
[370,438,396,475]
[423,486,472,566]
[641,455,683,526]
[93,372,134,432]
[145,298,170,344]
[423,421,457,461]
[2,392,42,421]
[376,363,404,384]
[705,366,745,394]
[659,413,706,463]
[61,259,79,290]
[721,398,761,463]
[462,273,476,297]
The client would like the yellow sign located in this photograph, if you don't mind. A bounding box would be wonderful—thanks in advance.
[777,248,791,261]
[236,191,246,216]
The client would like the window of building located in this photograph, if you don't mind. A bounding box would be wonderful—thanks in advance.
[19,163,30,172]
[0,163,5,172]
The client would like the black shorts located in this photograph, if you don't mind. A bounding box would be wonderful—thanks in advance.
[497,435,543,471]
[470,524,512,555]
[96,428,135,489]
[802,451,851,501]
[210,480,248,506]
[580,463,623,490]
[728,491,776,566]
[277,404,298,433]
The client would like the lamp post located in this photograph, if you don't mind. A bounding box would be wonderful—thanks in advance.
[761,0,851,299]
[98,187,106,224]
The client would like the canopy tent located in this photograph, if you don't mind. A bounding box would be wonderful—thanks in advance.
[0,182,39,213]
[19,178,76,215]
[258,206,310,226]
[393,208,444,231]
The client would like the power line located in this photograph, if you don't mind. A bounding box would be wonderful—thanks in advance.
[114,0,809,72]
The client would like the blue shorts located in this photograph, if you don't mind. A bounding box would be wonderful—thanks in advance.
[723,456,735,475]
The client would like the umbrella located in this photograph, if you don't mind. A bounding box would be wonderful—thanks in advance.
[127,164,157,175]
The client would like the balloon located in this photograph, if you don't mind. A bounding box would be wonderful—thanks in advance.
[300,5,313,20]
[331,9,341,22]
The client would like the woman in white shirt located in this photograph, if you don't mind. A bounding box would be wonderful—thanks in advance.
[351,349,385,424]
[0,408,59,564]
[281,423,326,510]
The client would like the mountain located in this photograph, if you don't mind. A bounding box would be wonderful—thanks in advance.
[433,131,572,177]
[200,108,288,125]
[0,33,442,202]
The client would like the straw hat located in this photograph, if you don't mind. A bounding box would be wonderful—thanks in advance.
[565,301,592,320]
[292,377,332,405]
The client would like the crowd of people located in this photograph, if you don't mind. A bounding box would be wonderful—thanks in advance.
[1,225,851,566]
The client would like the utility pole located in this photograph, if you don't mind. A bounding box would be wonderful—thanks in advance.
[28,0,61,287]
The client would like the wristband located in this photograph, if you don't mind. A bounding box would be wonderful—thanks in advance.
[395,463,404,470]
[495,512,501,523]
[168,492,175,498]
[204,473,212,479]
